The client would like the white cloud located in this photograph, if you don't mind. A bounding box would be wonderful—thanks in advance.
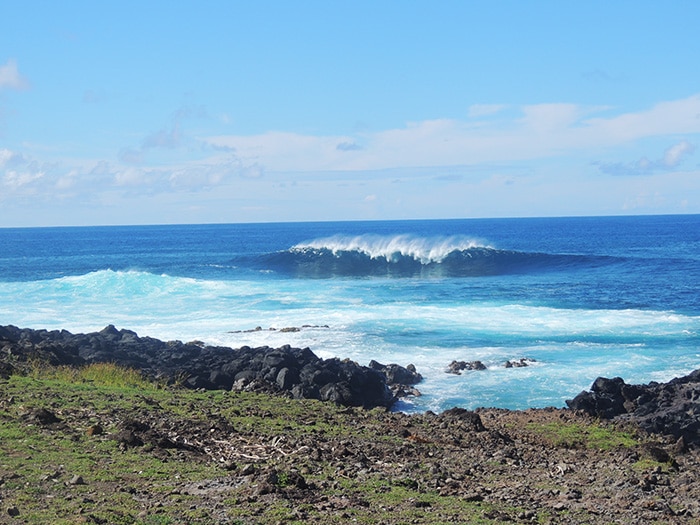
[0,148,21,167]
[0,59,29,90]
[2,169,44,189]
[595,139,696,176]
[5,93,700,224]
[0,142,240,206]
[0,149,48,196]
[663,140,695,167]
[117,103,210,166]
[203,94,700,174]
[142,123,182,150]
[114,167,151,187]
[584,95,700,142]
[206,131,360,172]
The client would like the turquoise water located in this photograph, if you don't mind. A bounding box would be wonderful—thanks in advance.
[1,216,699,412]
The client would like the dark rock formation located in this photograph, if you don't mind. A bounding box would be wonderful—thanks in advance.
[368,360,422,385]
[505,358,536,368]
[566,370,700,445]
[0,324,398,409]
[447,360,487,374]
[369,360,424,399]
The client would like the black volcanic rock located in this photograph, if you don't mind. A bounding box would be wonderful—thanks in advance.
[446,360,487,374]
[368,360,423,385]
[566,370,700,445]
[0,324,396,409]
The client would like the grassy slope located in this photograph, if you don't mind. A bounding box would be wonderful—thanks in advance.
[0,365,688,524]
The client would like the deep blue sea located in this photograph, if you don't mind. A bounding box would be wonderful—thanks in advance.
[1,215,699,412]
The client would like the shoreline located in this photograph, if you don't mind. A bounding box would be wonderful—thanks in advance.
[2,323,699,446]
[2,323,700,523]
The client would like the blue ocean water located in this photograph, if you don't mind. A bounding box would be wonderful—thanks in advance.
[1,215,699,412]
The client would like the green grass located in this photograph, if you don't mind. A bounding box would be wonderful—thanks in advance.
[632,458,674,472]
[526,421,639,450]
[0,369,413,524]
[0,364,658,524]
[0,372,221,523]
[27,361,158,390]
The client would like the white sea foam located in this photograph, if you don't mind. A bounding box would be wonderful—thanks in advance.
[1,267,699,411]
[292,234,490,264]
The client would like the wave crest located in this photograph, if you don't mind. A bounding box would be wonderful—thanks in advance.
[254,234,606,278]
[292,234,489,264]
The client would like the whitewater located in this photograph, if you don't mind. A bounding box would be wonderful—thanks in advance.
[1,215,699,412]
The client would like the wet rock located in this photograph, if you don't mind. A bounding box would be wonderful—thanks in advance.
[368,360,423,385]
[390,384,422,398]
[505,358,536,368]
[446,360,486,374]
[319,382,353,405]
[369,361,423,400]
[276,367,298,390]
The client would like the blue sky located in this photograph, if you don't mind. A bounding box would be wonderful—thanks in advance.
[1,1,700,226]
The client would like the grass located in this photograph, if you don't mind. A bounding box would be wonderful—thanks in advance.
[632,458,674,473]
[27,361,158,390]
[526,420,639,450]
[0,366,516,524]
[0,363,682,524]
[0,371,216,523]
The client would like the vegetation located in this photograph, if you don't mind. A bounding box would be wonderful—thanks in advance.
[525,420,639,450]
[0,364,694,524]
[0,368,495,524]
[27,361,157,390]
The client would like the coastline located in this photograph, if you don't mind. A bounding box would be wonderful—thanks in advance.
[2,324,700,523]
[2,323,698,444]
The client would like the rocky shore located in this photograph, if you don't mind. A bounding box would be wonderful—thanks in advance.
[1,324,700,523]
[2,324,698,444]
[0,324,421,410]
[567,372,700,447]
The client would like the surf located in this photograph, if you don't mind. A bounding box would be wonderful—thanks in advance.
[253,234,615,278]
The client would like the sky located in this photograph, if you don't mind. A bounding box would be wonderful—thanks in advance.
[1,1,700,227]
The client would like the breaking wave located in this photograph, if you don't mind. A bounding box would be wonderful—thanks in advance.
[255,234,611,278]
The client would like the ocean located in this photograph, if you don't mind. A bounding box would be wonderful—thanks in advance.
[1,215,699,413]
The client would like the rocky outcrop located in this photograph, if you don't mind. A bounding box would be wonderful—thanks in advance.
[566,371,700,445]
[446,358,536,374]
[446,360,487,374]
[369,360,424,399]
[505,358,536,368]
[0,324,408,409]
